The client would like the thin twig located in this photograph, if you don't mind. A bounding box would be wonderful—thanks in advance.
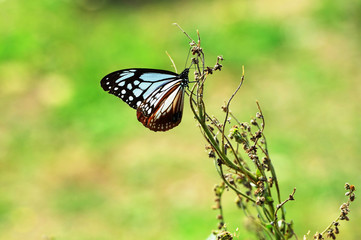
[222,66,245,154]
[275,188,296,220]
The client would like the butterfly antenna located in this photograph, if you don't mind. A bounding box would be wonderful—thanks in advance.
[166,51,178,73]
[184,47,192,69]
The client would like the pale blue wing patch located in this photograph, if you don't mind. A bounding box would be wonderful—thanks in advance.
[138,82,151,90]
[133,88,143,98]
[139,72,176,81]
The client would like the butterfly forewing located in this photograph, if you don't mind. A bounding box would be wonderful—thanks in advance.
[100,68,180,109]
[137,79,185,131]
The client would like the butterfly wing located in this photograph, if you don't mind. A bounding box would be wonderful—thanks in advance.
[100,68,180,109]
[137,79,185,132]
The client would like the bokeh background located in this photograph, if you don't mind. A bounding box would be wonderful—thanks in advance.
[1,0,360,239]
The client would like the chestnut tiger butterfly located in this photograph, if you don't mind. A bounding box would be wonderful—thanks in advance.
[100,68,190,132]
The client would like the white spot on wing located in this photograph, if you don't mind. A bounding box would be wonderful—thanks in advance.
[121,89,126,94]
[127,83,132,90]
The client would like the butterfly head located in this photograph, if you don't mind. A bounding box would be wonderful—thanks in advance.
[179,68,190,87]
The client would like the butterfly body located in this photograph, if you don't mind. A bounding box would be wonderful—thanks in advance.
[101,68,190,132]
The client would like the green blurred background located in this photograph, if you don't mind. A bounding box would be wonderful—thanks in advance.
[1,0,360,239]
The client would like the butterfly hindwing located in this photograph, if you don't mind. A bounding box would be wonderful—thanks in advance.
[100,68,180,109]
[137,79,185,132]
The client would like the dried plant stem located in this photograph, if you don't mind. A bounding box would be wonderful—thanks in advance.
[175,25,356,240]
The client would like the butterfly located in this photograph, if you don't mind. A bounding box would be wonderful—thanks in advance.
[100,68,190,132]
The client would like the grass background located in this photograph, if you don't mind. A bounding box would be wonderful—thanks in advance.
[1,0,360,239]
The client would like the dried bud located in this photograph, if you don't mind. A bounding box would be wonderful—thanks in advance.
[255,196,265,205]
[205,66,213,74]
[350,193,355,202]
[313,233,322,239]
[326,229,335,239]
[214,63,223,71]
[225,174,235,185]
[268,177,273,187]
[340,203,349,210]
[208,150,216,158]
[255,130,262,138]
[191,46,202,56]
